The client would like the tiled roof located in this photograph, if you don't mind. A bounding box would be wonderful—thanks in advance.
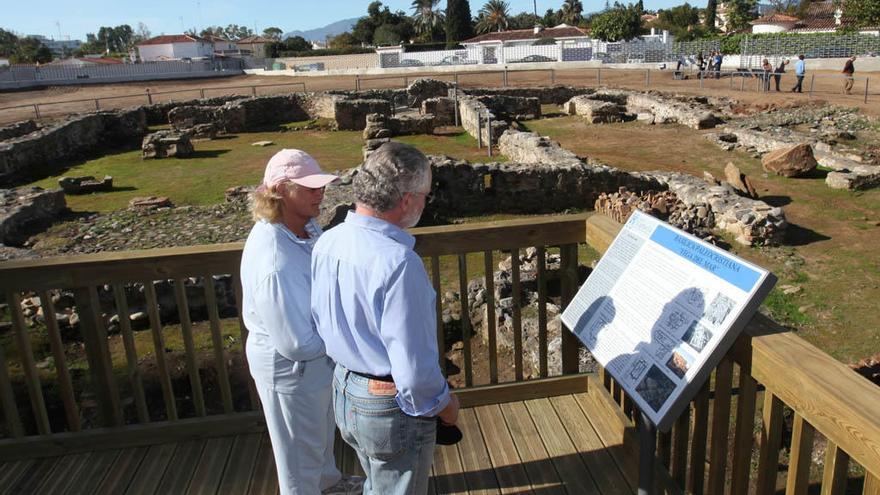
[137,35,208,46]
[236,36,273,44]
[751,13,800,25]
[462,25,588,44]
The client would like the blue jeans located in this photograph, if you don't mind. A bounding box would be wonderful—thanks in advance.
[333,364,436,495]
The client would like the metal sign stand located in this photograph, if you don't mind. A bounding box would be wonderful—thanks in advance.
[638,411,658,495]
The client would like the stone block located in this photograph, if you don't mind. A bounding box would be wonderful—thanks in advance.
[334,99,391,131]
[762,143,818,177]
[723,162,758,198]
[129,196,172,210]
[58,176,113,195]
[142,131,194,159]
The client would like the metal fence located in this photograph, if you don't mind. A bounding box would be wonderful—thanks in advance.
[0,59,244,84]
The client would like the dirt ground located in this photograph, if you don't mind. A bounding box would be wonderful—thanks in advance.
[1,67,879,124]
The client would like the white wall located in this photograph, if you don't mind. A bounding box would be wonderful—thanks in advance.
[138,44,175,61]
[138,42,213,61]
[752,24,789,34]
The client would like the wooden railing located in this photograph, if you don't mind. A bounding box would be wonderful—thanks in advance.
[0,212,878,495]
[586,214,880,495]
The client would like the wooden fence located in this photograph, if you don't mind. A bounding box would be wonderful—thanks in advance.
[0,213,878,494]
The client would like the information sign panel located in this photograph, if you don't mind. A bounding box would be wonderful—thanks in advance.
[562,211,776,431]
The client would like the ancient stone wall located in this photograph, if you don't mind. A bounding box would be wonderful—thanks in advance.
[463,86,594,105]
[623,92,718,129]
[0,187,67,246]
[476,95,541,121]
[0,108,146,187]
[0,120,38,141]
[457,97,508,145]
[334,99,392,131]
[422,97,457,126]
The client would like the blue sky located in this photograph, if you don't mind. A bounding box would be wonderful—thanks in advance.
[5,0,695,41]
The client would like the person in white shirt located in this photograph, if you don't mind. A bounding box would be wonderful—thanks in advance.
[240,149,363,495]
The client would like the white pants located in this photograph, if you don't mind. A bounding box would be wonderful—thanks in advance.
[253,355,342,495]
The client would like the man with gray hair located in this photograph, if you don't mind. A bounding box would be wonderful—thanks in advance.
[311,142,459,494]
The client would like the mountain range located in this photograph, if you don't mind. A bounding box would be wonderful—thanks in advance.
[283,17,360,42]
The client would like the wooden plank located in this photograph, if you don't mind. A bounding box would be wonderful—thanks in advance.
[865,472,880,495]
[456,374,587,409]
[0,243,243,293]
[7,291,51,434]
[535,246,548,378]
[143,280,178,421]
[746,313,880,476]
[218,434,263,495]
[755,392,784,495]
[248,433,279,495]
[4,456,59,494]
[40,290,82,431]
[0,342,23,438]
[585,214,621,256]
[433,441,468,494]
[731,371,758,495]
[578,377,638,485]
[670,408,690,488]
[67,447,121,493]
[95,446,149,494]
[820,441,849,495]
[173,278,206,417]
[156,439,206,494]
[80,285,123,427]
[551,394,633,495]
[125,443,177,495]
[483,251,498,384]
[412,214,591,256]
[186,436,234,495]
[688,382,710,495]
[510,248,523,382]
[658,429,671,470]
[785,413,816,495]
[0,410,265,461]
[707,357,734,494]
[525,398,600,494]
[233,273,259,410]
[432,256,446,376]
[559,244,580,374]
[456,408,501,494]
[204,275,234,414]
[499,400,565,493]
[458,254,473,387]
[112,284,149,424]
[473,404,534,494]
[0,459,34,493]
[36,452,91,495]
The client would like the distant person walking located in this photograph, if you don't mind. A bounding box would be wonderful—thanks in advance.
[791,54,806,93]
[762,58,773,91]
[774,59,789,91]
[714,52,723,78]
[843,56,856,95]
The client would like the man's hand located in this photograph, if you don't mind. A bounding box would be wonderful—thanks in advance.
[438,393,460,425]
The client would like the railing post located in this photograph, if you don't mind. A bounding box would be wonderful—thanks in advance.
[809,74,815,98]
[741,73,746,91]
[73,287,122,427]
[503,68,508,87]
[550,68,555,85]
[638,412,657,495]
[355,74,360,91]
[33,104,41,119]
[645,68,650,88]
[251,85,256,96]
[486,110,493,157]
[865,77,869,104]
[560,243,579,374]
[146,88,152,104]
[597,67,601,85]
[476,111,482,148]
[200,88,205,99]
[453,84,459,127]
[700,70,704,89]
[94,99,100,110]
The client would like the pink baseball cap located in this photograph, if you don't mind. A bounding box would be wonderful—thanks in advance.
[260,149,338,190]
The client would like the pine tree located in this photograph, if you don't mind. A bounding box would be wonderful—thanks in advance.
[706,0,718,31]
[446,0,474,45]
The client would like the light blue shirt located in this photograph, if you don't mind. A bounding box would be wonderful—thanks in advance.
[311,211,450,417]
[241,220,326,390]
[795,59,805,76]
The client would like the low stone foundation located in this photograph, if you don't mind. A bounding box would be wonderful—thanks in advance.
[564,95,626,123]
[458,97,509,145]
[0,187,67,246]
[142,131,194,159]
[0,120,39,141]
[58,176,113,194]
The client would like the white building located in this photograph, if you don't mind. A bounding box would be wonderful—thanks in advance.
[136,35,214,62]
[749,2,880,35]
[202,34,238,55]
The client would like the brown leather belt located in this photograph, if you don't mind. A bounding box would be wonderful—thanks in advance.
[351,370,394,383]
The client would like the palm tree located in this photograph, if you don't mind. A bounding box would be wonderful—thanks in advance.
[476,0,511,33]
[411,0,445,36]
[560,0,585,25]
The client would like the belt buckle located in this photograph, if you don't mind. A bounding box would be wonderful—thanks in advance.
[368,379,397,396]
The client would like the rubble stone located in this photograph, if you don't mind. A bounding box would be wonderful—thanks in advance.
[762,143,818,177]
[142,131,194,159]
[58,176,113,195]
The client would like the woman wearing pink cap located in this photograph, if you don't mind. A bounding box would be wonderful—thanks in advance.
[240,149,363,495]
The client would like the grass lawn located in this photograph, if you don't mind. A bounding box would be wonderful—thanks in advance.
[24,126,504,213]
[528,115,880,363]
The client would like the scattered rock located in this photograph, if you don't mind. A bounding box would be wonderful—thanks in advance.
[251,140,274,147]
[762,143,818,178]
[58,176,113,195]
[128,196,173,210]
[723,162,758,198]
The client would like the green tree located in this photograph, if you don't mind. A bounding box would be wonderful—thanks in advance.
[843,0,880,28]
[200,26,227,38]
[263,27,284,40]
[223,24,254,40]
[10,36,52,63]
[373,23,403,45]
[0,28,18,57]
[705,0,717,30]
[328,32,359,48]
[446,0,474,44]
[724,0,757,31]
[542,8,559,26]
[657,3,703,39]
[508,12,541,29]
[590,3,642,41]
[560,0,584,25]
[351,2,414,45]
[475,0,510,33]
[412,0,446,41]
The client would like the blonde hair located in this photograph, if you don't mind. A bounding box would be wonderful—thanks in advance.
[250,184,285,223]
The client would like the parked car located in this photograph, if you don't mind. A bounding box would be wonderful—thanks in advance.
[434,55,476,66]
[511,54,555,63]
[397,59,424,67]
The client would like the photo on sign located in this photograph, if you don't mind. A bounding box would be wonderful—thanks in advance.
[681,320,713,352]
[636,365,677,412]
[704,293,735,326]
[665,350,692,379]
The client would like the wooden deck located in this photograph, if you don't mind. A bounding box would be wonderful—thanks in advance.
[0,392,640,495]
